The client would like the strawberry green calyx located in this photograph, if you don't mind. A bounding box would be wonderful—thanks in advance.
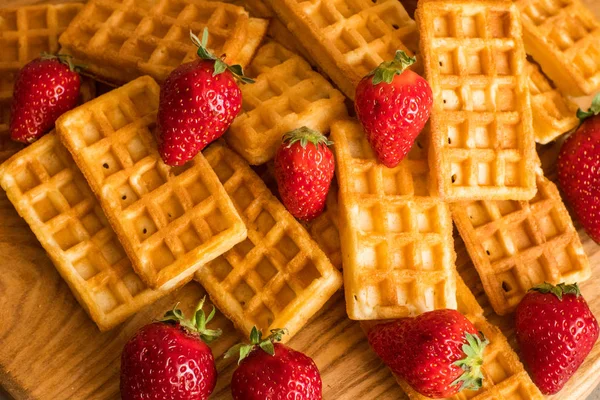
[224,326,288,364]
[40,52,83,73]
[161,296,222,343]
[576,93,600,122]
[369,50,416,85]
[452,332,489,392]
[282,126,333,149]
[530,282,581,300]
[190,28,254,84]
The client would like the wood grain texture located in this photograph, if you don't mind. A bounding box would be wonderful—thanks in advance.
[1,0,600,399]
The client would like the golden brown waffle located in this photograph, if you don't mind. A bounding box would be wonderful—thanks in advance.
[451,174,591,315]
[307,186,342,270]
[332,119,457,320]
[195,143,343,340]
[56,76,247,290]
[527,60,579,144]
[0,3,84,162]
[225,41,347,165]
[515,0,600,96]
[0,133,169,331]
[416,0,538,201]
[58,0,268,85]
[221,0,274,18]
[265,0,418,99]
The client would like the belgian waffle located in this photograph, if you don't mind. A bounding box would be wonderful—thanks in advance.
[332,119,457,320]
[225,41,347,165]
[515,0,600,96]
[264,0,419,99]
[451,174,590,315]
[527,60,579,144]
[416,0,538,201]
[58,0,268,85]
[306,186,342,270]
[0,133,168,331]
[56,76,247,290]
[195,143,343,340]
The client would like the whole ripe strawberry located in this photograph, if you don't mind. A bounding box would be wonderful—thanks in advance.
[274,126,335,221]
[10,54,81,144]
[557,94,600,243]
[158,28,253,166]
[120,298,221,400]
[355,50,432,168]
[226,327,322,400]
[367,309,488,398]
[515,283,599,395]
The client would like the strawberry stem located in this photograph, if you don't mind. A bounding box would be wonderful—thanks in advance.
[161,296,222,343]
[40,52,84,73]
[282,126,333,149]
[224,326,288,364]
[451,332,488,392]
[530,282,581,300]
[190,28,254,84]
[576,93,600,122]
[369,50,416,85]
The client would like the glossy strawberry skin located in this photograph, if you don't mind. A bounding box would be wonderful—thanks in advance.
[367,309,478,398]
[231,343,322,400]
[10,58,80,144]
[515,290,599,394]
[274,140,334,221]
[557,116,600,243]
[120,322,217,400]
[355,69,432,168]
[157,59,242,166]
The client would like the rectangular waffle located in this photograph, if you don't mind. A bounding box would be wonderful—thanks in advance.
[451,173,591,315]
[58,0,268,85]
[0,133,169,331]
[195,142,343,340]
[56,76,247,290]
[332,119,457,320]
[416,0,538,201]
[527,60,579,144]
[225,41,347,165]
[264,0,419,99]
[306,186,342,270]
[515,0,600,96]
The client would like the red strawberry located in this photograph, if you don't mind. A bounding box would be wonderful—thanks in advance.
[10,54,81,144]
[157,29,253,166]
[274,126,334,221]
[367,309,488,398]
[120,298,221,400]
[515,283,599,395]
[226,327,322,400]
[355,50,432,168]
[557,94,600,243]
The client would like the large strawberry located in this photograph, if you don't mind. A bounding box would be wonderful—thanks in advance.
[10,54,81,144]
[120,298,221,400]
[226,327,322,400]
[355,50,432,168]
[557,94,600,243]
[274,126,334,221]
[515,283,599,395]
[157,28,253,166]
[367,309,488,398]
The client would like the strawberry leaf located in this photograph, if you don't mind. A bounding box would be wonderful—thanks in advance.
[530,282,581,300]
[282,126,333,149]
[452,332,489,392]
[576,93,600,122]
[160,297,222,343]
[370,50,416,85]
[259,340,275,355]
[224,327,289,364]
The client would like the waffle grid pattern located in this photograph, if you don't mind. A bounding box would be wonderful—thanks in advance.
[195,143,343,340]
[58,0,268,84]
[332,119,457,320]
[307,187,342,270]
[417,0,538,201]
[56,76,246,290]
[225,41,347,165]
[0,133,167,331]
[451,174,591,315]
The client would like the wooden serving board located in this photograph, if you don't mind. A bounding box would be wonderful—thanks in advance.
[1,0,600,399]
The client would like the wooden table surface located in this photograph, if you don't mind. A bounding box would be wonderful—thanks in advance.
[1,0,600,399]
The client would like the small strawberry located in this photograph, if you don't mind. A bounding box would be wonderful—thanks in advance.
[274,126,334,221]
[120,298,221,400]
[557,93,600,243]
[367,309,488,398]
[10,53,81,144]
[225,327,322,400]
[515,283,599,395]
[158,28,253,166]
[355,50,432,168]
